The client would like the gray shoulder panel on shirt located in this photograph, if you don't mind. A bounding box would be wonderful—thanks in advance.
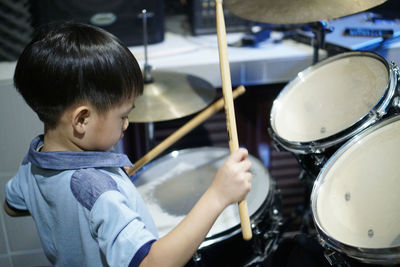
[70,168,120,211]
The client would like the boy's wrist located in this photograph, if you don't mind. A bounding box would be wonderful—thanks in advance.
[203,187,227,214]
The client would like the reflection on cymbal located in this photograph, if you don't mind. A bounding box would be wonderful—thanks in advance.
[128,71,216,123]
[224,0,387,24]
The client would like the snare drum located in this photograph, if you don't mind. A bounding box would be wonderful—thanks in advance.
[134,147,281,266]
[270,51,400,178]
[311,115,400,265]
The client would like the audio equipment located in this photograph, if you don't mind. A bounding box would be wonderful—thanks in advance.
[29,0,165,46]
[0,0,33,61]
[189,0,250,35]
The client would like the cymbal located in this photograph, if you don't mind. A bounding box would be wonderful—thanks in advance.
[128,71,216,123]
[224,0,387,24]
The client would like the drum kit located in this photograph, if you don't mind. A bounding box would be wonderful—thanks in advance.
[127,0,400,266]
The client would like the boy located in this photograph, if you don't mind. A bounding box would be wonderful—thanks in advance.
[4,22,252,266]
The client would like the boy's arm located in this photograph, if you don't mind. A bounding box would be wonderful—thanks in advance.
[141,187,227,267]
[3,201,30,217]
[140,148,252,267]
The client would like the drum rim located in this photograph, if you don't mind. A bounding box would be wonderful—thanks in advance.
[134,146,275,247]
[200,175,277,249]
[315,227,400,264]
[269,51,397,155]
[311,115,400,263]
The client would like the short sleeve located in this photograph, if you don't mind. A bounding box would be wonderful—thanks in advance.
[5,175,27,211]
[70,168,157,267]
[90,191,157,267]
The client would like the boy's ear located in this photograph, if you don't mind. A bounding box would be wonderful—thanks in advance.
[71,106,91,134]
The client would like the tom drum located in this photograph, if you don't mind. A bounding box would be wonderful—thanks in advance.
[270,51,400,179]
[311,115,400,265]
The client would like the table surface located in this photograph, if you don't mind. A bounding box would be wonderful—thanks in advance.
[128,28,323,87]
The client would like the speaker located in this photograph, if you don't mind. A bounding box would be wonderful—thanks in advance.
[29,0,164,46]
[0,0,33,61]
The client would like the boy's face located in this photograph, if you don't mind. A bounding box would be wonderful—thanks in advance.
[85,96,135,151]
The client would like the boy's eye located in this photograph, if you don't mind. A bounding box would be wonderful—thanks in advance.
[122,116,128,120]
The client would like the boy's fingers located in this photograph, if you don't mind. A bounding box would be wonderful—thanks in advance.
[237,158,252,172]
[229,148,248,163]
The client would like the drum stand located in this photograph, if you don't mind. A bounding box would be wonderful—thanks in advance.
[140,9,157,151]
[244,191,284,266]
[324,248,352,267]
[143,122,156,151]
[297,169,315,233]
[309,21,333,64]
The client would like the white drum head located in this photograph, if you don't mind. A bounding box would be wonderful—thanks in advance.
[271,53,389,143]
[134,147,270,239]
[312,117,400,249]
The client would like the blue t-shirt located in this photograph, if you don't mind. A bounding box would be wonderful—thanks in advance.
[5,135,158,267]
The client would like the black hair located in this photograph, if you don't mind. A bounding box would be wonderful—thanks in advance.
[14,22,143,129]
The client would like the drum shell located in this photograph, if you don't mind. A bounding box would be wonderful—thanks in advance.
[187,181,282,267]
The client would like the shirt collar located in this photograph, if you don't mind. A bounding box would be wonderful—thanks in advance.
[26,135,133,170]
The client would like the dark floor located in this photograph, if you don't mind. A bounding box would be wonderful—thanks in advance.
[184,216,400,267]
[265,233,400,267]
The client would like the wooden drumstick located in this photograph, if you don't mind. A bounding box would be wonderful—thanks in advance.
[215,0,252,240]
[125,85,246,177]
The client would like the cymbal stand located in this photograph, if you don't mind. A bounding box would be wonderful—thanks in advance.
[139,9,156,151]
[140,9,154,84]
[294,21,333,234]
[310,21,333,64]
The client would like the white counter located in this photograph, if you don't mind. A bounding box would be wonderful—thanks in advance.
[129,31,322,87]
[0,29,323,87]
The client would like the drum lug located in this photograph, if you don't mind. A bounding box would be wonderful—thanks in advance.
[318,235,350,267]
[251,224,265,256]
[368,109,382,122]
[392,96,400,110]
[192,252,202,265]
[392,62,400,80]
[311,154,325,166]
[323,248,350,267]
[263,229,280,240]
[308,143,323,154]
[263,209,283,241]
[273,208,279,216]
[251,223,262,236]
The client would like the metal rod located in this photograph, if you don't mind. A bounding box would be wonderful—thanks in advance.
[141,9,153,83]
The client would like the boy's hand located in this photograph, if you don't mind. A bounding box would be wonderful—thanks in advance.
[210,148,252,209]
